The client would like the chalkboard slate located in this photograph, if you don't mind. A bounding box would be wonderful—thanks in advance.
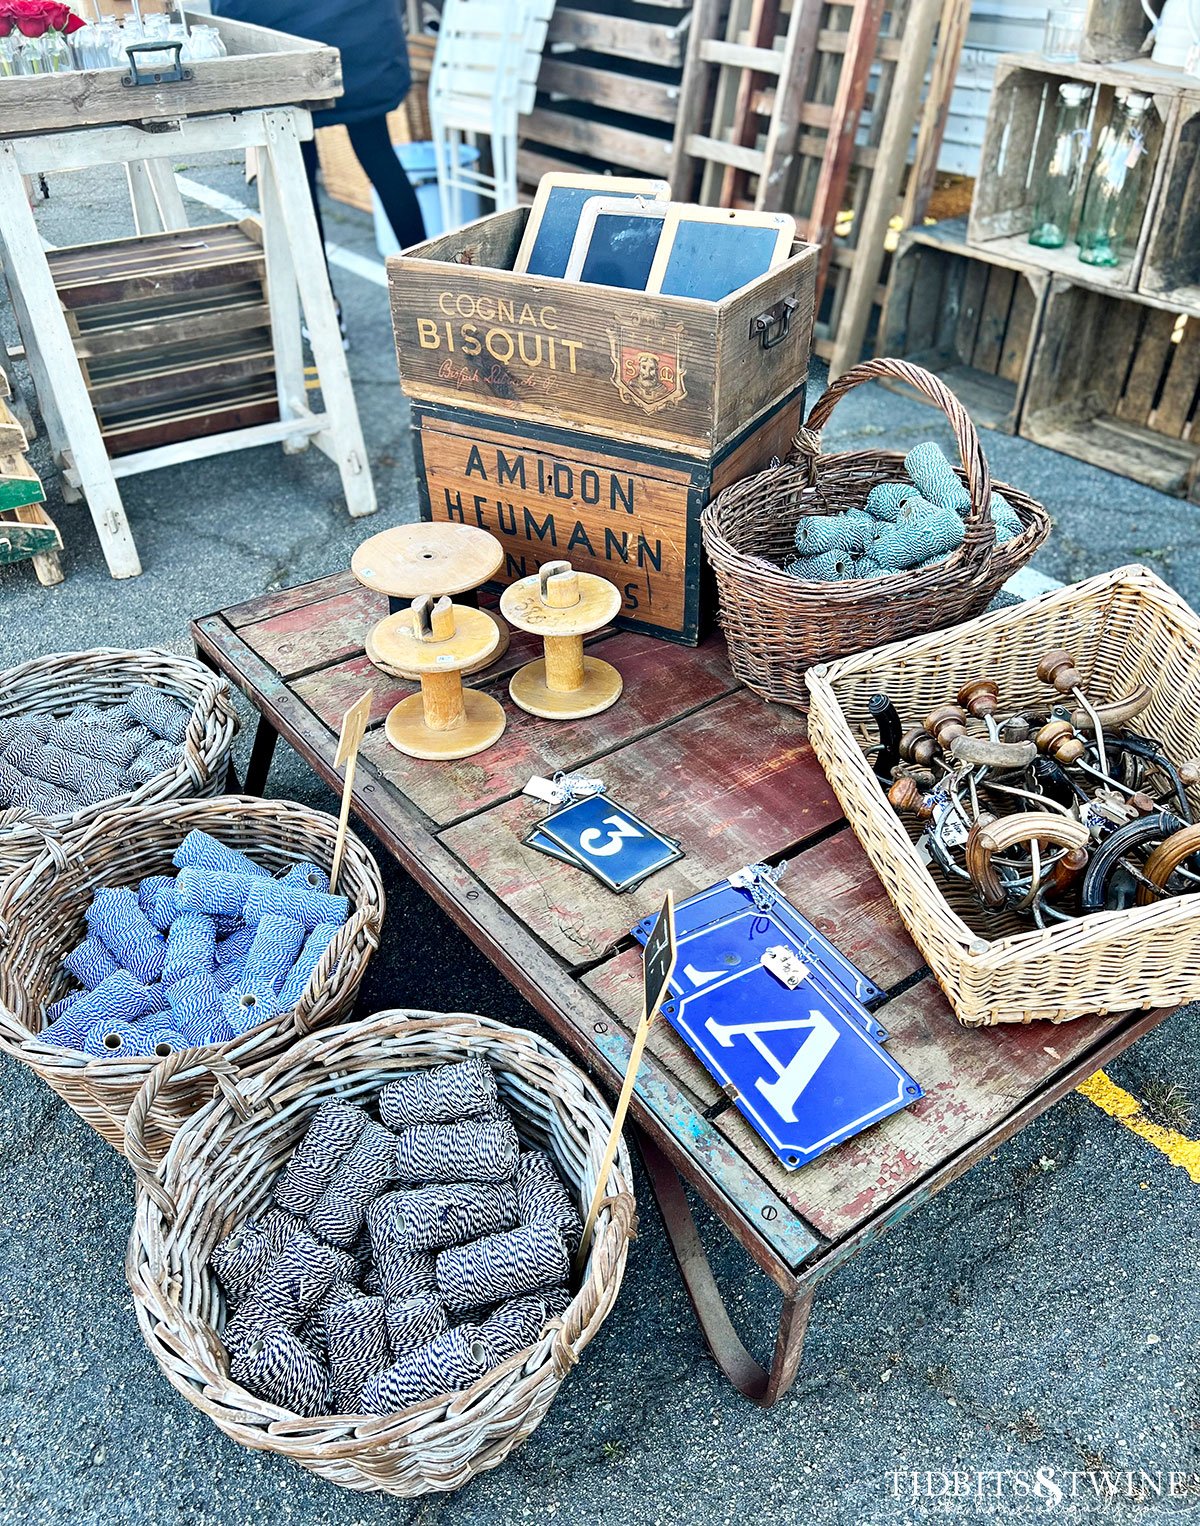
[515,175,670,279]
[574,205,667,290]
[653,217,792,302]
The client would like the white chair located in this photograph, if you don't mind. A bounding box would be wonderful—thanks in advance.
[429,0,554,228]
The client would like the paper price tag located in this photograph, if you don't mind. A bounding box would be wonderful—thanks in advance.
[523,776,562,803]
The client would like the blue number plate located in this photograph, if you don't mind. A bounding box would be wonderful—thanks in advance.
[532,794,684,893]
[659,959,922,1170]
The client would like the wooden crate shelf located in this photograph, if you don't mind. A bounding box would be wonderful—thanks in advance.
[46,220,279,460]
[1021,277,1200,500]
[879,220,1047,435]
[967,54,1185,296]
[0,10,338,137]
[0,365,62,587]
[1141,89,1200,314]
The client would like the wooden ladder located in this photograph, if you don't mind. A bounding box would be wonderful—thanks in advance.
[672,0,887,304]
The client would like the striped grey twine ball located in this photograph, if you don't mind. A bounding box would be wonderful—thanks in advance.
[378,1055,498,1130]
[323,1294,391,1413]
[273,1100,369,1217]
[436,1224,569,1313]
[230,1328,330,1417]
[392,1111,520,1186]
[515,1149,584,1252]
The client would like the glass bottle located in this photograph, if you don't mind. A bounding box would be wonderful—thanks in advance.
[1076,90,1153,268]
[1029,82,1092,248]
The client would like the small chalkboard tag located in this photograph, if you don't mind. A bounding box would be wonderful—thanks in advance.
[534,793,683,892]
[647,206,797,302]
[514,174,672,280]
[563,196,669,290]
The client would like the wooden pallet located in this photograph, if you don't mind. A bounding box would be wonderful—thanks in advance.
[879,221,1048,436]
[1021,278,1200,500]
[0,374,62,587]
[46,220,279,459]
[516,1,687,187]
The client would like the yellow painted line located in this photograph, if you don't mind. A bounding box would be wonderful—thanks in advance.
[1078,1070,1200,1183]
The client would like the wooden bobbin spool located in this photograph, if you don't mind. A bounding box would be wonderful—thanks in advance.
[382,594,506,760]
[500,559,623,720]
[352,523,510,680]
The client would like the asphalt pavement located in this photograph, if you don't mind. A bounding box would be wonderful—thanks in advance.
[1,150,1198,1526]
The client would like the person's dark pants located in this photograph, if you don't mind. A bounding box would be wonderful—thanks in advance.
[301,115,427,258]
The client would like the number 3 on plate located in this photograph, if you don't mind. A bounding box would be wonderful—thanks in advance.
[579,813,644,858]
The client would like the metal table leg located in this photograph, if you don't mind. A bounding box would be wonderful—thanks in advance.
[243,715,280,796]
[637,1126,814,1406]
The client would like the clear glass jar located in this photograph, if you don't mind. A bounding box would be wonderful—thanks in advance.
[183,24,227,61]
[1029,82,1093,249]
[42,29,72,72]
[1076,90,1153,268]
[1044,4,1087,60]
[14,34,48,74]
[0,34,18,77]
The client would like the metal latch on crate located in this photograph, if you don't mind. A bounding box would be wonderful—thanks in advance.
[750,297,797,351]
[122,41,193,88]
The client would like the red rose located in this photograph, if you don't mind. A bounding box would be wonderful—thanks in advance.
[43,1,82,30]
[0,14,11,33]
[63,9,84,31]
[12,0,50,37]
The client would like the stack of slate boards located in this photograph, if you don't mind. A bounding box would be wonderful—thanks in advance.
[632,877,922,1170]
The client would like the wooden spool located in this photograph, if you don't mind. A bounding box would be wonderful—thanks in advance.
[381,595,506,760]
[500,560,623,720]
[352,523,509,679]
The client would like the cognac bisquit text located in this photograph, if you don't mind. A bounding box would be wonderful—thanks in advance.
[416,295,584,372]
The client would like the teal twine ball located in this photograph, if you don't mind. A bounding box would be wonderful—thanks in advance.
[873,499,965,571]
[865,481,920,522]
[904,442,970,514]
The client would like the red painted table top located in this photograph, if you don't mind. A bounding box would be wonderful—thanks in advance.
[193,571,1172,1293]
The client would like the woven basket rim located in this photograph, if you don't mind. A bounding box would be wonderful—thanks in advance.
[126,1009,634,1491]
[0,646,238,855]
[0,793,385,1071]
[804,561,1200,1019]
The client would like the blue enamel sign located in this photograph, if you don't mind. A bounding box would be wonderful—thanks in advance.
[535,794,683,892]
[659,960,922,1170]
[634,879,889,1043]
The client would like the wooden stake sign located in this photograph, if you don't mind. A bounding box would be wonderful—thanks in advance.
[575,888,676,1277]
[329,688,373,893]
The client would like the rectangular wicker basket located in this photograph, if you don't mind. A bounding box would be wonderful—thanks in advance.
[805,563,1200,1025]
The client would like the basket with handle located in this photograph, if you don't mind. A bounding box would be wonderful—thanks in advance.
[701,358,1052,708]
[0,647,239,870]
[0,795,385,1159]
[125,1009,635,1496]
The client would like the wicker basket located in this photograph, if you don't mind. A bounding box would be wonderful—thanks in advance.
[125,1009,635,1496]
[316,34,435,213]
[805,563,1200,1025]
[0,647,238,870]
[701,358,1052,708]
[0,795,385,1157]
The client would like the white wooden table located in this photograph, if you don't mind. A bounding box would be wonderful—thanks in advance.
[0,103,377,580]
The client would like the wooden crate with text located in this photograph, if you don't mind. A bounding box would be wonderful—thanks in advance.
[389,206,818,643]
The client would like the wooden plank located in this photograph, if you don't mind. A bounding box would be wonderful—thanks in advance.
[535,58,680,125]
[699,40,784,74]
[971,266,1017,374]
[1150,318,1200,438]
[0,451,44,510]
[225,569,361,629]
[685,134,766,175]
[0,396,28,454]
[11,500,64,587]
[100,389,279,458]
[439,690,842,965]
[364,631,740,827]
[1115,307,1177,426]
[0,22,340,137]
[520,108,673,177]
[546,8,687,68]
[997,272,1037,385]
[240,583,387,677]
[72,300,272,362]
[0,502,59,563]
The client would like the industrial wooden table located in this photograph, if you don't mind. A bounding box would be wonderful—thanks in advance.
[193,571,1173,1406]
